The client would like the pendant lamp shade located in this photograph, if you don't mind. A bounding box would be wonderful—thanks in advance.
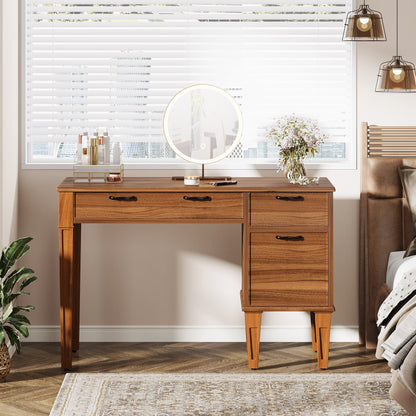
[376,0,416,92]
[376,56,416,92]
[343,4,386,41]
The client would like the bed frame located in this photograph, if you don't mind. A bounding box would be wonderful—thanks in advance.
[360,122,416,348]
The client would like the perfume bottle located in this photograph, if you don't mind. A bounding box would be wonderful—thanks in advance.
[82,147,88,164]
[97,136,105,165]
[82,131,89,162]
[89,137,98,165]
[76,134,82,164]
[112,142,121,164]
[103,131,110,164]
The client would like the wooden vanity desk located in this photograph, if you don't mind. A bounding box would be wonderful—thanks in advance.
[57,177,335,371]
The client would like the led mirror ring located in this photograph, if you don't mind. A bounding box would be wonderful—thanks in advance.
[163,84,243,165]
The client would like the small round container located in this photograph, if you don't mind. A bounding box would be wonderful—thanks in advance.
[184,176,200,186]
[106,173,121,182]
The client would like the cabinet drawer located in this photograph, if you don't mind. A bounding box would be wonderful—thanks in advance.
[75,192,243,221]
[251,192,328,227]
[250,232,328,307]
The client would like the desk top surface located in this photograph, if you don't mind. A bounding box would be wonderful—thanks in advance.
[58,177,335,193]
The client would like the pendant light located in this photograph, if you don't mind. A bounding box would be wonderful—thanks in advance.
[376,0,416,92]
[343,0,386,41]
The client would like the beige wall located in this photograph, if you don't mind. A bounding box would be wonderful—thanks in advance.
[19,169,359,332]
[0,0,19,246]
[11,0,416,341]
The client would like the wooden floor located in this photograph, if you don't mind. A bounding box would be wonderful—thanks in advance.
[0,342,389,416]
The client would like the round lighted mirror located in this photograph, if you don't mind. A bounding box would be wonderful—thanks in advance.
[163,84,243,165]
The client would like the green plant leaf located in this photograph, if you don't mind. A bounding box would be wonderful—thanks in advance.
[2,303,13,321]
[1,293,19,307]
[19,275,37,292]
[0,237,35,354]
[8,319,29,338]
[4,325,21,353]
[0,237,33,279]
[9,313,31,325]
[3,267,35,294]
[11,305,35,313]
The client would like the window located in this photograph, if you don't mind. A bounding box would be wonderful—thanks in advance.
[24,1,354,168]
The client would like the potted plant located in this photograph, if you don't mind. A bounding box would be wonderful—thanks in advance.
[0,237,37,382]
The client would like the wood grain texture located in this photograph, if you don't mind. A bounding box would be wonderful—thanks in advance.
[250,232,329,307]
[57,177,335,193]
[314,312,332,369]
[1,342,390,416]
[58,191,77,370]
[71,224,81,353]
[311,313,318,352]
[241,193,250,306]
[58,177,335,370]
[59,228,74,371]
[58,192,74,228]
[327,192,334,309]
[250,192,328,227]
[245,312,262,369]
[75,192,244,221]
[367,125,416,157]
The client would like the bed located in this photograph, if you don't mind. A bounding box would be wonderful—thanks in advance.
[360,122,416,414]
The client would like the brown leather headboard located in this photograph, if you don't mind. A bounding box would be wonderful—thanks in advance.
[360,123,416,348]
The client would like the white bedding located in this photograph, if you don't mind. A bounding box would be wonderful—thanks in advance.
[386,251,416,289]
[378,252,416,327]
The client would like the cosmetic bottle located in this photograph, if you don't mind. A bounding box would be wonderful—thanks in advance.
[82,131,89,161]
[91,131,98,152]
[103,131,110,164]
[112,142,121,164]
[76,134,83,163]
[82,147,88,164]
[97,136,105,165]
[89,137,98,165]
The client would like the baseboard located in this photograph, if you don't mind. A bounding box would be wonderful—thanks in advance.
[26,325,359,343]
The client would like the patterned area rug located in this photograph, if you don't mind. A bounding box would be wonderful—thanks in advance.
[50,373,407,416]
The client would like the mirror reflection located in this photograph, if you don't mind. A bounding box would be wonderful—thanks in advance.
[163,84,243,165]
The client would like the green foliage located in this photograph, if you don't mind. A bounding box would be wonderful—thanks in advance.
[0,237,37,353]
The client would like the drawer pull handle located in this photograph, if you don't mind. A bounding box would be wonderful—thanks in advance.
[109,196,137,202]
[275,195,304,201]
[183,195,212,202]
[275,235,304,241]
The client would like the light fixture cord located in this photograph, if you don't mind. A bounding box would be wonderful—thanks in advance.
[396,0,399,56]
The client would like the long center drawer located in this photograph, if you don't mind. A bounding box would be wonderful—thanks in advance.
[75,192,244,221]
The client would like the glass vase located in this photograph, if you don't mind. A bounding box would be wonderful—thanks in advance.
[283,157,307,184]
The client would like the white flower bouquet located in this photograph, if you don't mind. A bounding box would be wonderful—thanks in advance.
[266,114,327,184]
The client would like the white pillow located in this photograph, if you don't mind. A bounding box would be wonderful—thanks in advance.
[386,251,416,290]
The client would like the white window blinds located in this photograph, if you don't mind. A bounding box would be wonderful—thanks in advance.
[24,1,353,166]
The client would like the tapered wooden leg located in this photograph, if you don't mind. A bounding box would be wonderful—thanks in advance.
[314,312,332,369]
[245,312,262,369]
[310,312,317,352]
[59,227,75,370]
[59,192,77,371]
[71,224,81,353]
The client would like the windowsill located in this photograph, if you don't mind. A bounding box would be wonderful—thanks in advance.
[21,160,356,171]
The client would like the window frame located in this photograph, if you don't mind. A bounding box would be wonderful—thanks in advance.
[20,1,357,171]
